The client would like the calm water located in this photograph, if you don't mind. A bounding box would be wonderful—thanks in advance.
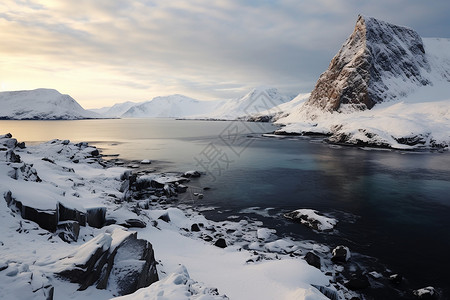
[2,119,450,297]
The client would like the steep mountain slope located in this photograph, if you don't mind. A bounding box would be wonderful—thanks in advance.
[0,89,99,120]
[307,15,434,111]
[277,16,450,149]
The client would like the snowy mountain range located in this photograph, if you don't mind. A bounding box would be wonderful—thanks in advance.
[90,87,292,120]
[0,89,99,120]
[275,15,450,149]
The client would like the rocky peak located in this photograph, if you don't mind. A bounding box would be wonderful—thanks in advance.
[306,15,431,111]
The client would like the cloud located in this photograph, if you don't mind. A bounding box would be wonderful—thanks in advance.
[1,0,450,108]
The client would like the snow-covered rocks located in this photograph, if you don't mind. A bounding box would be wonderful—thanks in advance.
[54,228,158,295]
[413,286,438,299]
[284,209,337,231]
[331,245,351,263]
[0,88,100,120]
[112,265,228,300]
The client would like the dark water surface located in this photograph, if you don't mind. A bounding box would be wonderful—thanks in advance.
[2,119,450,298]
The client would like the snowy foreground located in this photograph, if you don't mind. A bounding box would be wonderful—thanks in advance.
[0,133,351,300]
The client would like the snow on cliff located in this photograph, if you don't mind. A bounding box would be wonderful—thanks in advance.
[0,89,99,120]
[277,16,450,150]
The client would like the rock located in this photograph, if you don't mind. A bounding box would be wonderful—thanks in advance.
[389,273,402,284]
[214,238,227,248]
[304,251,321,269]
[140,159,151,164]
[17,142,26,149]
[345,274,370,290]
[121,219,147,228]
[57,221,80,243]
[56,233,112,290]
[158,212,171,223]
[284,209,337,231]
[58,203,86,226]
[191,223,201,232]
[331,245,351,263]
[104,235,158,295]
[182,170,201,178]
[5,149,21,163]
[307,15,430,112]
[176,184,188,193]
[86,207,106,228]
[413,286,437,300]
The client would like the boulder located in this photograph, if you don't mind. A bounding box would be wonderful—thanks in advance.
[413,286,437,300]
[214,238,227,248]
[182,170,201,178]
[58,203,86,226]
[284,209,337,231]
[389,273,402,285]
[5,149,21,163]
[121,219,147,228]
[191,223,201,232]
[305,251,321,269]
[158,212,171,223]
[331,245,351,263]
[57,221,80,243]
[344,274,370,290]
[86,207,106,228]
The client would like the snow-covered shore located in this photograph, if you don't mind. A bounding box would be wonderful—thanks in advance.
[0,133,343,300]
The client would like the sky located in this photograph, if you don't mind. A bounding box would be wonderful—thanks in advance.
[1,0,450,109]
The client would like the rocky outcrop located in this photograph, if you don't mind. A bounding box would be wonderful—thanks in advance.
[307,15,430,111]
[55,228,158,296]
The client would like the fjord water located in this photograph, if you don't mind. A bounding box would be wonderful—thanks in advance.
[2,119,450,295]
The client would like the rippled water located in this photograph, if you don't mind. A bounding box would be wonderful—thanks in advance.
[2,119,450,298]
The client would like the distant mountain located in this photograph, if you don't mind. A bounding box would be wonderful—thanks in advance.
[121,94,221,118]
[201,87,292,120]
[92,87,292,120]
[90,101,140,118]
[276,15,450,149]
[0,89,100,120]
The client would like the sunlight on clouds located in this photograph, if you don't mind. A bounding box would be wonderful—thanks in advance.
[1,0,449,107]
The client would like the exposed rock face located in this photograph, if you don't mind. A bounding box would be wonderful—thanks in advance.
[307,15,430,111]
[56,229,158,296]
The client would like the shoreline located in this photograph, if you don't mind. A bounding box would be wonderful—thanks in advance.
[0,133,445,299]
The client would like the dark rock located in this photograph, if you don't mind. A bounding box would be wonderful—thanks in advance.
[16,142,26,149]
[5,149,21,163]
[413,286,437,300]
[106,236,159,295]
[191,223,201,232]
[389,273,403,285]
[56,233,111,290]
[202,235,213,242]
[89,149,100,156]
[305,251,321,269]
[158,212,171,223]
[345,274,370,290]
[86,207,106,228]
[58,203,86,226]
[214,238,227,248]
[331,245,350,263]
[121,219,147,228]
[42,157,55,164]
[104,219,117,226]
[176,184,188,193]
[57,221,80,243]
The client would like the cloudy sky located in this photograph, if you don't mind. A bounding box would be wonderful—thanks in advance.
[1,0,449,108]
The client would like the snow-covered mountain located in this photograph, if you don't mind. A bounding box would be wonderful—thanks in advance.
[276,16,450,149]
[120,94,222,118]
[0,88,99,120]
[90,101,141,118]
[199,87,293,120]
[93,87,292,120]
